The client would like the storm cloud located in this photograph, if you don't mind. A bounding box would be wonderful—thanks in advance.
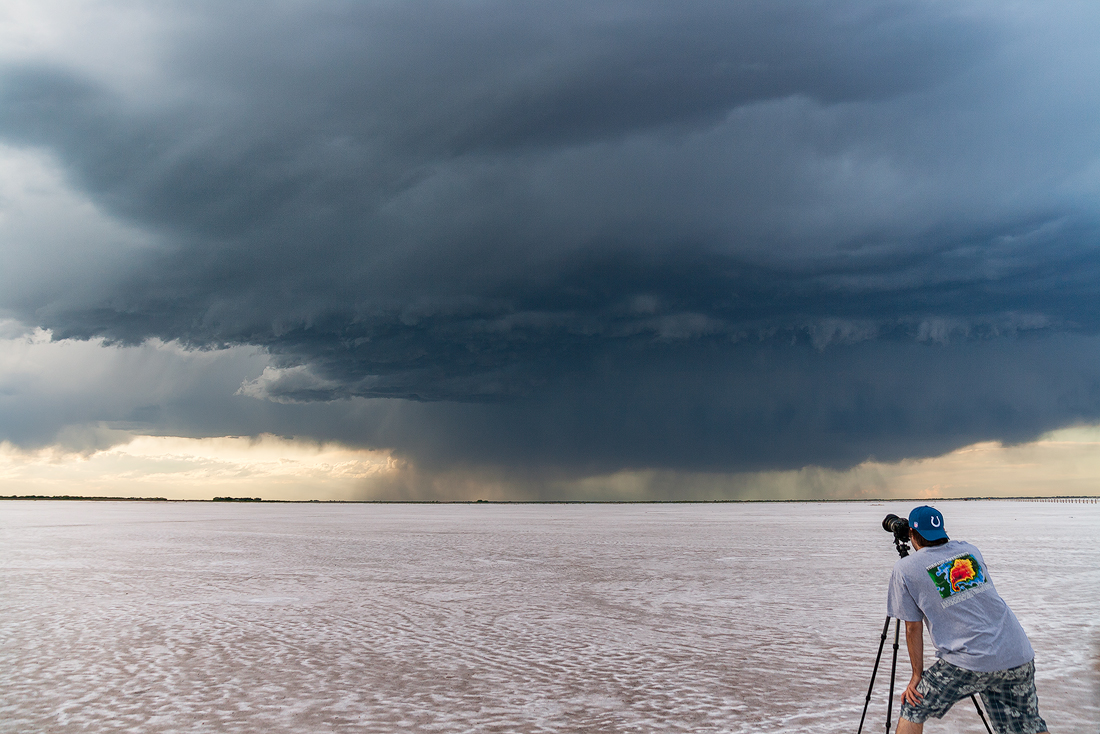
[2,0,1100,482]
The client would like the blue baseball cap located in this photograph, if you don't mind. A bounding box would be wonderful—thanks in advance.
[908,505,948,541]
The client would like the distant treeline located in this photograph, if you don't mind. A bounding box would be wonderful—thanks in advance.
[0,495,168,501]
[0,495,266,502]
[2,495,1097,504]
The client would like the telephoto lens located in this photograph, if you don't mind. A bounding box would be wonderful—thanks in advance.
[882,514,911,557]
[882,514,909,540]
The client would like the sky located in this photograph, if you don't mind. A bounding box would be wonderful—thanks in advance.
[2,0,1100,501]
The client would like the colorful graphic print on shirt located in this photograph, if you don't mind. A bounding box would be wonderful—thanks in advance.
[926,553,987,602]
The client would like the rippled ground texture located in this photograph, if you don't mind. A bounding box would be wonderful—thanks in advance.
[1,500,1097,733]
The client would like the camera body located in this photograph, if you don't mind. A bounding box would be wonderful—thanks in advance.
[882,513,911,558]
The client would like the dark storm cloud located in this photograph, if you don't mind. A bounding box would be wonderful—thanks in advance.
[2,0,1100,474]
[377,335,1100,475]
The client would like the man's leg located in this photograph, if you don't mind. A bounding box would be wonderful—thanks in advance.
[897,660,975,733]
[977,660,1049,734]
[896,717,922,734]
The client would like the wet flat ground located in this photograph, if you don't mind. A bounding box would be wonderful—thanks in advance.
[1,499,1097,733]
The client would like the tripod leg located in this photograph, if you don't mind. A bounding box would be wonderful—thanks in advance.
[857,616,892,734]
[971,695,995,734]
[886,619,901,734]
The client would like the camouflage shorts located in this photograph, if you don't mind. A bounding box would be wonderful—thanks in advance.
[900,659,1047,734]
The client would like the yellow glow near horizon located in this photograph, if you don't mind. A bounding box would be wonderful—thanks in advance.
[0,435,399,501]
[880,425,1100,499]
[0,426,1098,502]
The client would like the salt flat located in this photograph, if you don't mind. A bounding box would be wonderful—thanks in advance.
[1,500,1097,733]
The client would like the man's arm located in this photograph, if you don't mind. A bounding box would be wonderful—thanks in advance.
[902,620,924,706]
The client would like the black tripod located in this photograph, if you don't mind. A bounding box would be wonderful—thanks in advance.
[857,533,995,734]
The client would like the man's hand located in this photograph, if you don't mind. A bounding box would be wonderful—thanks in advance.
[902,671,924,706]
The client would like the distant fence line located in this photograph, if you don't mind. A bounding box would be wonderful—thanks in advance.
[1019,497,1098,504]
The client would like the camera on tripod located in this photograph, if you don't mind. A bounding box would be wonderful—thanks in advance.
[881,513,911,558]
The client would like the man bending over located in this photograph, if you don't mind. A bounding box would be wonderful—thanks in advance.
[887,506,1049,734]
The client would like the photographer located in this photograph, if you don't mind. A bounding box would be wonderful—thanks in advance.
[886,506,1049,734]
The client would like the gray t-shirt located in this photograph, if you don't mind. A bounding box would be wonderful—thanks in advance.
[887,539,1033,672]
